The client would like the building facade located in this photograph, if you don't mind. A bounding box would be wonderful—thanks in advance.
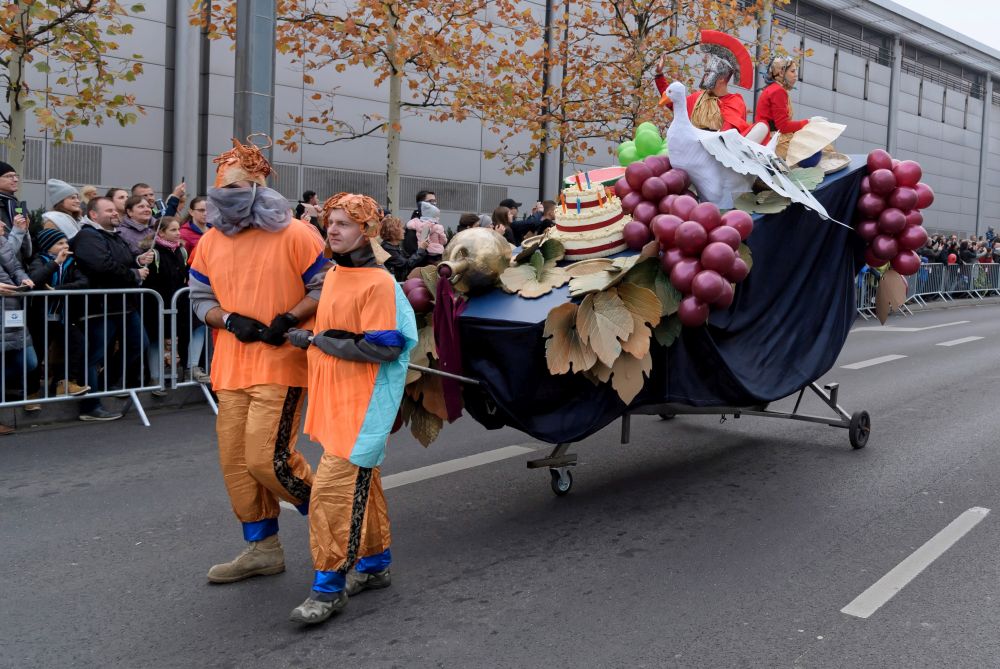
[5,0,1000,235]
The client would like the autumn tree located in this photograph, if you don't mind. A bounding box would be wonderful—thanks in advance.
[199,0,513,214]
[481,0,785,175]
[0,1,146,176]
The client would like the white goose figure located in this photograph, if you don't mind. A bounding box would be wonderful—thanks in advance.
[665,81,832,218]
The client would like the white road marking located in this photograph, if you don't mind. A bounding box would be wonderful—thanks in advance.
[840,354,907,370]
[382,445,542,490]
[935,336,984,347]
[852,320,970,333]
[278,443,544,511]
[841,507,990,619]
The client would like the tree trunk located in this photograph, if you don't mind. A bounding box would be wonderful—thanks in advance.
[385,5,401,215]
[4,2,28,176]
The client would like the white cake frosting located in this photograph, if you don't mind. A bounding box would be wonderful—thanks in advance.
[551,182,629,259]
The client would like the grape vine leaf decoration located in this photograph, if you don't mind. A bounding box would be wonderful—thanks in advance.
[405,324,437,385]
[410,403,444,447]
[621,256,659,291]
[653,271,681,316]
[610,350,653,404]
[734,190,791,215]
[416,264,439,296]
[576,290,634,367]
[514,234,565,265]
[738,243,753,271]
[653,314,683,347]
[543,302,598,375]
[567,244,659,297]
[789,166,825,192]
[584,359,614,384]
[617,283,662,360]
[405,370,449,421]
[500,249,569,298]
[565,258,614,277]
[875,268,908,324]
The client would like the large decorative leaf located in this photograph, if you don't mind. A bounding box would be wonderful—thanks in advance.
[410,403,443,447]
[610,350,653,404]
[734,190,790,215]
[405,371,449,421]
[621,257,659,290]
[621,317,653,359]
[585,360,613,384]
[788,166,825,192]
[576,290,633,366]
[405,324,437,385]
[875,268,907,324]
[738,243,753,272]
[654,271,681,316]
[500,257,569,298]
[565,258,614,277]
[618,282,661,328]
[543,303,597,375]
[568,246,658,297]
[417,264,439,295]
[539,238,565,262]
[653,314,682,347]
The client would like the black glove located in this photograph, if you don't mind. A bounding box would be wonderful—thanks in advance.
[225,313,267,343]
[260,312,300,346]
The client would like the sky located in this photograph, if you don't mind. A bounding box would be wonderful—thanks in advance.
[894,0,1000,53]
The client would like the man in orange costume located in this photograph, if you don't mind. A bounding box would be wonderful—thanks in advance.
[654,30,768,143]
[284,193,417,625]
[189,136,329,584]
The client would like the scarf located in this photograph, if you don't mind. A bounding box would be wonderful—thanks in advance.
[156,235,181,251]
[331,243,377,268]
[206,185,291,236]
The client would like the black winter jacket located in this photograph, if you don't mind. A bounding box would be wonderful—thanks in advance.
[381,241,428,282]
[70,224,143,311]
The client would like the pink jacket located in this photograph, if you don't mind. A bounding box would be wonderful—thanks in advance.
[406,217,446,255]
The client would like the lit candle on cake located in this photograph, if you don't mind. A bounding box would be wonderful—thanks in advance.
[575,173,583,190]
[585,172,591,188]
[561,193,567,214]
[576,197,581,214]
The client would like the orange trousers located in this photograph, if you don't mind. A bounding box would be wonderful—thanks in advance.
[216,384,314,540]
[309,453,391,580]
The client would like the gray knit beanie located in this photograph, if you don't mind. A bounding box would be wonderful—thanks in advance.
[46,179,77,208]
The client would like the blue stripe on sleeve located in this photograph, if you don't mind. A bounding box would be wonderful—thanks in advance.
[301,253,329,284]
[189,268,211,286]
[363,329,406,348]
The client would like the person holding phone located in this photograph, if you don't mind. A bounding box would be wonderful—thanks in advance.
[0,161,33,269]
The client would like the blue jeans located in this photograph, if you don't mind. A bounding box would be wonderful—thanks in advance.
[3,345,39,400]
[81,311,147,413]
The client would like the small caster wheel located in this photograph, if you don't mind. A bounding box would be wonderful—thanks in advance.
[659,413,676,420]
[849,410,870,449]
[550,468,573,496]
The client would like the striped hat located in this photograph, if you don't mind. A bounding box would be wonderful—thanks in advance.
[36,228,67,252]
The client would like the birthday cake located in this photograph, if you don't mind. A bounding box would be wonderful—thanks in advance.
[551,181,629,259]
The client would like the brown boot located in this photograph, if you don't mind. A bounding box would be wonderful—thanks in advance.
[207,535,285,583]
[56,380,91,397]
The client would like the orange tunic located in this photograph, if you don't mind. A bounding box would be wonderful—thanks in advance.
[304,265,416,467]
[190,219,325,391]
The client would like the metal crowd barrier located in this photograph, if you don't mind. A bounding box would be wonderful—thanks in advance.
[0,288,164,426]
[168,287,217,414]
[857,262,1000,318]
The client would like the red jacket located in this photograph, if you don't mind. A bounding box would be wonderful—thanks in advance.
[655,74,753,135]
[755,82,808,134]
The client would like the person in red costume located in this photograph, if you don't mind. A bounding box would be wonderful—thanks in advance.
[755,57,827,161]
[654,31,768,143]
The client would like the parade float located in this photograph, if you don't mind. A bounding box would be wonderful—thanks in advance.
[397,39,935,496]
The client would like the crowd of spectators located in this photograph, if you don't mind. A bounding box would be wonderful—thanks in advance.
[918,232,1000,265]
[0,165,551,435]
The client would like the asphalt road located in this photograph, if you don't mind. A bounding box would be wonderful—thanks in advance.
[4,302,1000,668]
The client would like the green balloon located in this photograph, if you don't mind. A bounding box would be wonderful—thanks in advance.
[618,145,639,166]
[635,130,662,157]
[657,143,669,155]
[637,121,659,135]
[617,139,636,157]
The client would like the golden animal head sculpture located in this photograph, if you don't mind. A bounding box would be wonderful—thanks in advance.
[438,227,512,294]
